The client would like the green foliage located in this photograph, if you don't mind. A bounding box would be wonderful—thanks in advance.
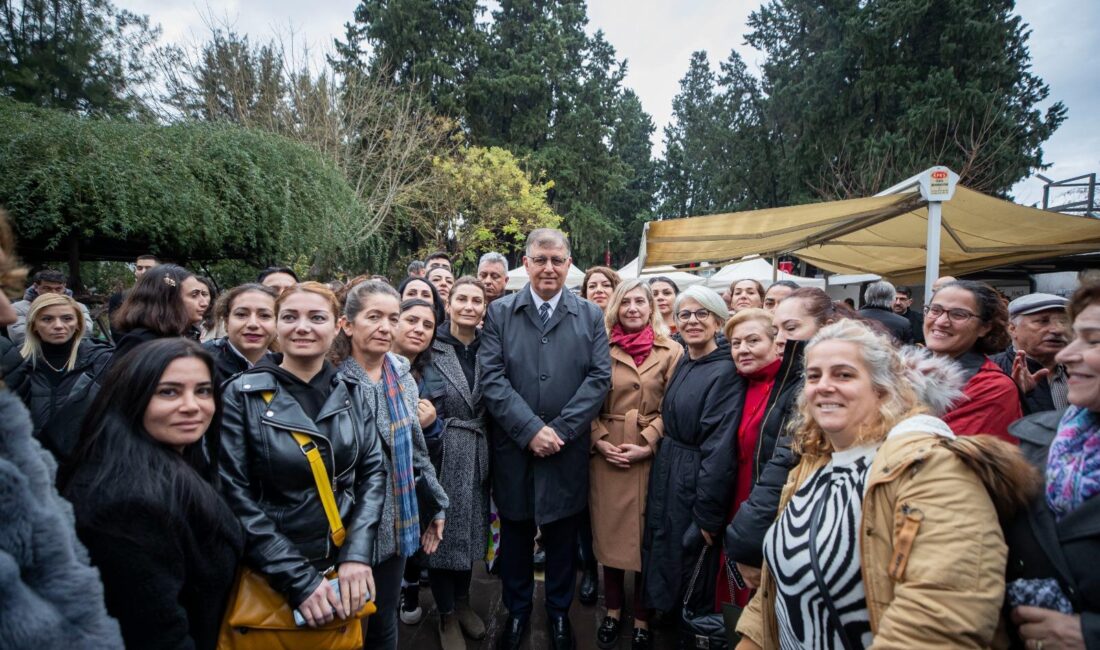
[0,99,363,269]
[745,0,1066,198]
[0,0,160,116]
[414,145,560,269]
[333,0,482,117]
[338,0,657,267]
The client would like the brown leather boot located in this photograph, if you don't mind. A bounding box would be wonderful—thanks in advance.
[454,598,487,639]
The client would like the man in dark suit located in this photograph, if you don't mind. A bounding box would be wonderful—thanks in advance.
[893,285,925,345]
[859,280,914,345]
[479,228,611,650]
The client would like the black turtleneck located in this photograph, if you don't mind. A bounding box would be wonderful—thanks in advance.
[39,339,75,385]
[436,321,479,389]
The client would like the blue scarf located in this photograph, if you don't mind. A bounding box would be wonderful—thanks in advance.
[383,355,421,556]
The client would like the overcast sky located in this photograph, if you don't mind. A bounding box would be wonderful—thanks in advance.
[119,0,1099,207]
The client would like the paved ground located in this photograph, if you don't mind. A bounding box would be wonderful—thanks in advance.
[395,565,681,650]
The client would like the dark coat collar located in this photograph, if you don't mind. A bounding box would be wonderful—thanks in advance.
[511,283,578,315]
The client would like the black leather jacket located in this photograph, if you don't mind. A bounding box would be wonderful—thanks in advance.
[218,364,387,608]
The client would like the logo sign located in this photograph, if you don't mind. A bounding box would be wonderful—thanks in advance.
[928,168,951,197]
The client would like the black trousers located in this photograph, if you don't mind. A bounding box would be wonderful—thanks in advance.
[429,568,473,614]
[362,554,405,650]
[499,513,580,620]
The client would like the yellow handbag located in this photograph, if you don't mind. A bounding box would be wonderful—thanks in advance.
[217,392,377,650]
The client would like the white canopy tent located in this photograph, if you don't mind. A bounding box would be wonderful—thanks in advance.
[705,258,826,290]
[616,257,706,289]
[505,263,586,292]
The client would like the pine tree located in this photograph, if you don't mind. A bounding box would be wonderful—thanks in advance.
[659,51,721,218]
[0,0,160,116]
[747,0,1066,198]
[332,0,482,116]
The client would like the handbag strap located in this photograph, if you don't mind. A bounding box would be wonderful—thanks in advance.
[808,488,856,650]
[262,390,346,547]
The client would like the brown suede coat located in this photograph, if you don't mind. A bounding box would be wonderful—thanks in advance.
[589,337,683,572]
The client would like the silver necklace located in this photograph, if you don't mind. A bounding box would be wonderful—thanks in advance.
[39,355,66,373]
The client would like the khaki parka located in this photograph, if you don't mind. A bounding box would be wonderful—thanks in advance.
[736,415,1008,649]
[589,336,683,572]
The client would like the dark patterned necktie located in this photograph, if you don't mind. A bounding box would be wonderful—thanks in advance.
[539,301,551,325]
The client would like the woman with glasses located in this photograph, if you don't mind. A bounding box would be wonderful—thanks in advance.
[641,285,743,618]
[923,280,1021,442]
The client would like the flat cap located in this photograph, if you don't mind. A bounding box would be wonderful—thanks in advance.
[1008,292,1068,318]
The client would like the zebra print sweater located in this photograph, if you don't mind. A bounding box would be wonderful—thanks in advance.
[763,443,878,649]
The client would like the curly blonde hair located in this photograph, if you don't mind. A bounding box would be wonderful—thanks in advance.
[791,319,923,460]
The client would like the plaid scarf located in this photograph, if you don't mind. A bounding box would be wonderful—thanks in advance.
[1047,405,1100,521]
[383,354,421,556]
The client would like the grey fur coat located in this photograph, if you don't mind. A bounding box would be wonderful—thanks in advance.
[341,353,448,564]
[426,338,489,571]
[0,388,123,649]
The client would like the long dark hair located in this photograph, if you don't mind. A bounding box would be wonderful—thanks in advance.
[397,275,446,325]
[400,298,437,381]
[112,263,196,336]
[60,338,226,525]
[941,280,1011,354]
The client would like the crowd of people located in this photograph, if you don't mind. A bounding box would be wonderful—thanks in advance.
[0,219,1096,650]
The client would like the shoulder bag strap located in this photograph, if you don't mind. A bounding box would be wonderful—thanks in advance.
[262,390,346,547]
[808,488,857,650]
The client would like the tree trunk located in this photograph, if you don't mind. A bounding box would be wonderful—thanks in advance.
[67,235,82,294]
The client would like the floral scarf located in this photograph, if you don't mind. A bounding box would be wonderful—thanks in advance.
[1046,405,1100,521]
[610,323,655,367]
[383,355,421,556]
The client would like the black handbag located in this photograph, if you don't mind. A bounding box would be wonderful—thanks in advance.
[680,545,735,650]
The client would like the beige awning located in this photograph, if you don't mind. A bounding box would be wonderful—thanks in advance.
[641,186,1100,285]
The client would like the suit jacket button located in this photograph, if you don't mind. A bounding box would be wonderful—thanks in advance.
[541,337,549,344]
[265,410,274,417]
[633,383,640,389]
[540,374,548,380]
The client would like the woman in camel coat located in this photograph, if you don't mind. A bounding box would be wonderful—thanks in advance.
[590,279,683,649]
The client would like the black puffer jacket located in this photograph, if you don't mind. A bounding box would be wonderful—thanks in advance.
[724,339,806,567]
[641,340,744,612]
[1005,409,1100,649]
[6,339,113,463]
[218,362,387,608]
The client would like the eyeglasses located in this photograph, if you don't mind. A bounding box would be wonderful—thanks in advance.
[923,304,981,323]
[528,256,569,268]
[676,309,712,322]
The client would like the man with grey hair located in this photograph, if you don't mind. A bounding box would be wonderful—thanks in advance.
[991,293,1070,414]
[477,251,509,303]
[479,227,610,650]
[858,280,913,344]
[406,260,426,278]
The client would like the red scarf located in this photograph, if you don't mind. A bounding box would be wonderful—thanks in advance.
[610,323,655,366]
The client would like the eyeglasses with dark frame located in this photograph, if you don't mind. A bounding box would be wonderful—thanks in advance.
[923,304,982,323]
[676,308,713,322]
[527,256,569,268]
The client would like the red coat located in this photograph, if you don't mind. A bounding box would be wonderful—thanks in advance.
[943,356,1021,443]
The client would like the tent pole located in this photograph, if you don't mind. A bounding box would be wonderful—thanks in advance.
[772,257,778,282]
[924,201,942,303]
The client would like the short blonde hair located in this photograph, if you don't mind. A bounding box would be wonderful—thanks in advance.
[20,293,85,371]
[605,279,670,340]
[723,307,775,341]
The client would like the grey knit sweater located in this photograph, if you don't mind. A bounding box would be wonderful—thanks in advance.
[340,353,448,564]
